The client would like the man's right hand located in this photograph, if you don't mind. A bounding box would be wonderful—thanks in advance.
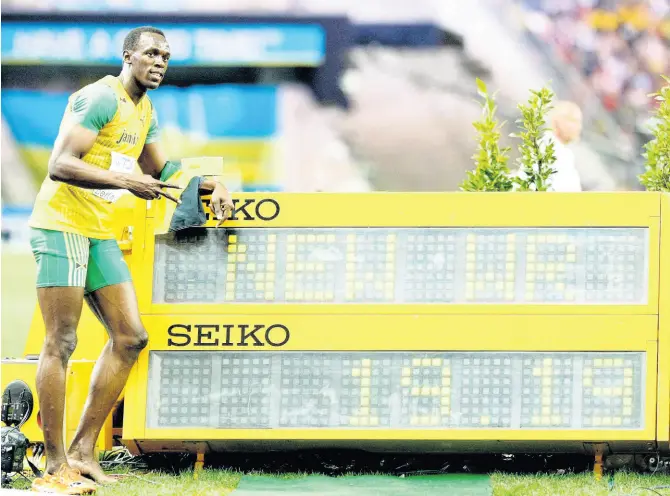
[124,174,182,204]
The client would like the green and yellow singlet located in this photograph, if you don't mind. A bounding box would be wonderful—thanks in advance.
[29,75,159,239]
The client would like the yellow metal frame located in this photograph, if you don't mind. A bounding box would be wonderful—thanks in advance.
[5,191,667,452]
[658,194,670,451]
[120,192,667,449]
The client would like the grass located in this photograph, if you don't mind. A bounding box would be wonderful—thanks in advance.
[8,468,242,495]
[491,471,670,495]
[94,469,242,496]
[1,251,36,358]
[6,468,670,495]
[8,468,312,495]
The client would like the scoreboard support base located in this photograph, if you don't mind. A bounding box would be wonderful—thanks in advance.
[194,452,205,479]
[126,439,657,456]
[593,443,606,480]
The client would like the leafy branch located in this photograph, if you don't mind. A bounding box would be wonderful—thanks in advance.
[639,75,670,192]
[513,87,557,191]
[460,78,513,192]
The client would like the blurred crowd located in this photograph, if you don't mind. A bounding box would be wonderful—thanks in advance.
[522,0,670,125]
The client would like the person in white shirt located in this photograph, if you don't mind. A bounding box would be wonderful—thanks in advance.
[515,100,584,192]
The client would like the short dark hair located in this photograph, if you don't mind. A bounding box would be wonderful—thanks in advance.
[123,26,165,53]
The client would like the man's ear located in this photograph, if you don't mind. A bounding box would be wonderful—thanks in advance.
[122,50,132,65]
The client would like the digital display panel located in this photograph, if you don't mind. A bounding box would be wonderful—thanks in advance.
[152,228,648,304]
[146,351,645,430]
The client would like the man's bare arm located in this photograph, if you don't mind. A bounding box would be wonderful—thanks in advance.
[48,124,129,189]
[50,124,180,202]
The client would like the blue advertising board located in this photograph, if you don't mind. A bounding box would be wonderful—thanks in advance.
[1,85,278,146]
[2,84,280,195]
[1,22,326,66]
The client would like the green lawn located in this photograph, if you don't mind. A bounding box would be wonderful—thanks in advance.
[491,471,670,495]
[7,469,670,495]
[1,251,36,358]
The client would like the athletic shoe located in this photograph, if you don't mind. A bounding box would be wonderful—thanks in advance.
[31,464,97,494]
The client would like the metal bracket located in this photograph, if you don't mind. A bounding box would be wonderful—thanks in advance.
[194,452,205,480]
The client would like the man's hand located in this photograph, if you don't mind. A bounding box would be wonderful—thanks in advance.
[124,174,182,203]
[209,183,233,226]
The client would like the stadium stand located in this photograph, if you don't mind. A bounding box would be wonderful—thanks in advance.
[339,46,486,192]
[277,84,370,192]
[441,0,640,188]
[519,0,669,116]
[513,0,669,180]
[1,0,647,211]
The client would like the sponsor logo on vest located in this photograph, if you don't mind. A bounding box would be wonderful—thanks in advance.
[116,129,138,146]
[167,323,290,348]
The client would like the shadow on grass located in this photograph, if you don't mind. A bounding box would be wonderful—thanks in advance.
[140,450,596,477]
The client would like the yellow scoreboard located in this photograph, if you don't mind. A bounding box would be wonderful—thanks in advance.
[3,190,667,458]
[114,191,669,457]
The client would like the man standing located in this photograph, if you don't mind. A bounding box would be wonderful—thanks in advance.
[28,26,233,493]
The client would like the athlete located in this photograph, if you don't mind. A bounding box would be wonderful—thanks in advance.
[27,26,233,494]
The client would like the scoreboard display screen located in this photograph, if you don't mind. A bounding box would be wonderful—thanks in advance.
[152,227,648,305]
[146,351,645,431]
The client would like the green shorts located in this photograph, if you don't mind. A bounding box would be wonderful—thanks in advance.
[29,228,131,294]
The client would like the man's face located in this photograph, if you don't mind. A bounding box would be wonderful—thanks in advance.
[124,32,170,90]
[555,113,583,144]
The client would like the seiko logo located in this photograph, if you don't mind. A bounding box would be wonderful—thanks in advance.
[230,199,280,221]
[116,129,138,146]
[167,323,290,348]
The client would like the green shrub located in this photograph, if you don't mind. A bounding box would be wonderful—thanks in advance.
[512,86,557,191]
[460,79,514,192]
[639,76,670,192]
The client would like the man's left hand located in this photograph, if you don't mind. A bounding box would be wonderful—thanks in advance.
[209,183,234,227]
